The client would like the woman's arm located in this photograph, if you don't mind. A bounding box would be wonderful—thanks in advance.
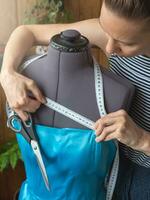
[0,18,107,120]
[1,18,106,74]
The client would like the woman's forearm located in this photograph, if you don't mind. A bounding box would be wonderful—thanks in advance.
[137,130,150,156]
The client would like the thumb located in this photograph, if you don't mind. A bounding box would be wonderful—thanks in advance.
[27,81,46,104]
[14,109,29,121]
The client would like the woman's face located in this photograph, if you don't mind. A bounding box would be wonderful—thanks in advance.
[100,3,150,57]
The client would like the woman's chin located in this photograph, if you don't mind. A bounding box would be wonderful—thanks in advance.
[117,53,140,57]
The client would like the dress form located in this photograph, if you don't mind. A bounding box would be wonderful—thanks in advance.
[22,29,135,128]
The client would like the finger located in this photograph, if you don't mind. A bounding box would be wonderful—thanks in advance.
[106,109,127,118]
[21,99,41,113]
[104,133,116,141]
[14,109,29,121]
[94,117,111,130]
[27,81,46,103]
[93,119,101,130]
[95,124,116,142]
[11,95,40,112]
[95,122,104,136]
[8,92,27,109]
[95,117,116,136]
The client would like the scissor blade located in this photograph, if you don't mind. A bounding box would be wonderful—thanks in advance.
[31,140,50,191]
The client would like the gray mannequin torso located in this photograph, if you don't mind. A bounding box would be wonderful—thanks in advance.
[22,30,135,129]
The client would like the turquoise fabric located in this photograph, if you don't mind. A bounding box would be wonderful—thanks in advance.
[17,124,116,200]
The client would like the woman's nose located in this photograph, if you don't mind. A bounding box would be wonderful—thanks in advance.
[106,39,121,55]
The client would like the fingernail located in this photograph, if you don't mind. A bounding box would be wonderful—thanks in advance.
[23,115,28,121]
[95,130,99,136]
[41,98,46,104]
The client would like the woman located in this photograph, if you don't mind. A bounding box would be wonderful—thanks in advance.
[1,0,150,199]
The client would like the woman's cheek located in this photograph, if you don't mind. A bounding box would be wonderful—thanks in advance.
[120,46,142,57]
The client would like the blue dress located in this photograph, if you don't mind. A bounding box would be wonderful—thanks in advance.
[17,126,116,200]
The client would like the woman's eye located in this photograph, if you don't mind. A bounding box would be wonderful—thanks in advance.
[122,42,135,46]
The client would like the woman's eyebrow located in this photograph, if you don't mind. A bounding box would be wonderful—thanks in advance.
[117,40,136,45]
[99,18,137,45]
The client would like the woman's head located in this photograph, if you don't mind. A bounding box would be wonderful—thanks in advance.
[104,0,150,21]
[100,0,150,57]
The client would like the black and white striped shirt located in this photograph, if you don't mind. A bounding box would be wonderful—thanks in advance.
[109,55,150,168]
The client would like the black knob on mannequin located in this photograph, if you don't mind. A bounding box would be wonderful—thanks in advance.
[60,30,81,42]
[50,29,89,52]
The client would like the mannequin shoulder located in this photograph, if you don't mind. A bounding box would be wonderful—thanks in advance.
[23,18,107,52]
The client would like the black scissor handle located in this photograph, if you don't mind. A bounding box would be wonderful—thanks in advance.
[24,114,32,127]
[7,115,22,133]
[8,115,31,143]
[6,102,36,142]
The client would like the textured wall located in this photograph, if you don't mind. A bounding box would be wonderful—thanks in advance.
[0,0,35,45]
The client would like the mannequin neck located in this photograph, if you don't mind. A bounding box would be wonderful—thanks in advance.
[46,46,93,72]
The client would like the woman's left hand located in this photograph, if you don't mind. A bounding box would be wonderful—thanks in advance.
[94,109,147,150]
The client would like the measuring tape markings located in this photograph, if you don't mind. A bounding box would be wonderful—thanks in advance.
[44,97,94,130]
[93,58,119,200]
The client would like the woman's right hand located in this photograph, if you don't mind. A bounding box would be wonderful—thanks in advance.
[0,71,46,121]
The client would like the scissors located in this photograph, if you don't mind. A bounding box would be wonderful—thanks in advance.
[6,102,50,191]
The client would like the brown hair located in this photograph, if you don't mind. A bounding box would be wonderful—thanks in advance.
[104,0,150,21]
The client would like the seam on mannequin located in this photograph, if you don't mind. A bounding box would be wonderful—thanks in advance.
[53,51,61,127]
